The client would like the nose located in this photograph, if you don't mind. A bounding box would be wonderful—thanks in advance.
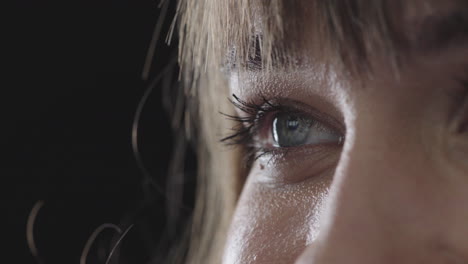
[295,113,448,263]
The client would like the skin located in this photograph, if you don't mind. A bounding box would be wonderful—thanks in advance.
[222,1,468,263]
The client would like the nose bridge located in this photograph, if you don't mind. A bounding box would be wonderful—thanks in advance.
[321,135,403,258]
[297,113,431,263]
[331,119,414,222]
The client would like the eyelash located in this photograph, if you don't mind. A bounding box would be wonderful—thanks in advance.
[221,94,311,165]
[221,94,276,141]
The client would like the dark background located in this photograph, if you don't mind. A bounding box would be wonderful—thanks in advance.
[5,1,189,263]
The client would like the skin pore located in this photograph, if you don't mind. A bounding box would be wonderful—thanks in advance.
[222,1,468,263]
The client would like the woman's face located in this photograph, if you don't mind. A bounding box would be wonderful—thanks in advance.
[223,1,468,263]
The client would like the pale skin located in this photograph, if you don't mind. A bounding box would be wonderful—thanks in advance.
[222,1,468,263]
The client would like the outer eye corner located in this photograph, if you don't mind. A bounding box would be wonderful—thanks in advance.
[451,97,468,135]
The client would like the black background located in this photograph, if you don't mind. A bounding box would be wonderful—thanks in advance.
[5,1,184,263]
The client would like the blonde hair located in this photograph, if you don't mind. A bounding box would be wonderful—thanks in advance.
[174,0,404,263]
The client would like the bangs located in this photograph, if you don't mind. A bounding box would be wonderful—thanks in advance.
[177,0,404,77]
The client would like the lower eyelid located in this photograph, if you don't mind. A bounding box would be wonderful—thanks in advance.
[252,144,341,185]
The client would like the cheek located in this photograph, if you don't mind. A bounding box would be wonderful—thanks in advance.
[222,171,331,264]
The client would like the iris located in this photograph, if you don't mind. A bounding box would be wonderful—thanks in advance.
[272,113,341,147]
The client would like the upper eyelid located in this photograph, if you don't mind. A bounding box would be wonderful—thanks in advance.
[229,94,345,135]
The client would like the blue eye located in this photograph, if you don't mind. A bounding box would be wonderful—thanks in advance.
[272,113,342,147]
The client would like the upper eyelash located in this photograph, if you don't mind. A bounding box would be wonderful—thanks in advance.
[220,94,285,165]
[220,94,281,145]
